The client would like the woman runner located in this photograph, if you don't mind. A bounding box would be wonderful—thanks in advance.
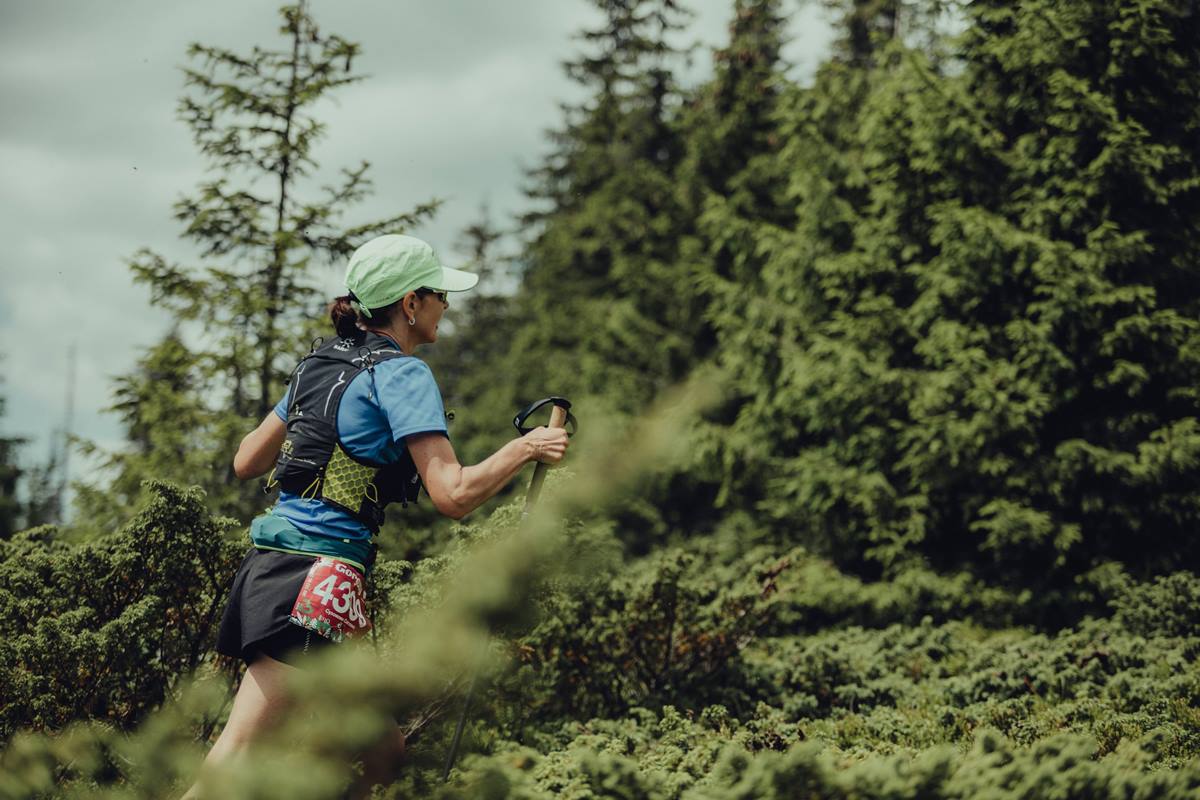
[186,234,569,797]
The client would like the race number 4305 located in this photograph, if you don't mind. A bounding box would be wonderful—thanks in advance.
[290,557,372,641]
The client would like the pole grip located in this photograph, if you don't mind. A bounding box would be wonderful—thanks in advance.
[523,404,568,515]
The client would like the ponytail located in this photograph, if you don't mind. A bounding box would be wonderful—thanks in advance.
[328,295,361,338]
[328,293,403,337]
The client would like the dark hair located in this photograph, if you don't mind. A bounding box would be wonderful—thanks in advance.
[328,295,359,338]
[327,294,402,338]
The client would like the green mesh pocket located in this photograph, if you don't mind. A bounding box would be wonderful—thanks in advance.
[322,445,379,512]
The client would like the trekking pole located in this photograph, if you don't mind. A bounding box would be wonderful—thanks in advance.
[520,400,571,517]
[442,397,575,782]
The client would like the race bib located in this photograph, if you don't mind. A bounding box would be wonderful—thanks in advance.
[289,558,372,643]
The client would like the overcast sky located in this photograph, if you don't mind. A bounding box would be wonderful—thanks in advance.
[0,0,831,495]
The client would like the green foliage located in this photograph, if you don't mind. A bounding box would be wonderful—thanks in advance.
[445,573,1200,798]
[452,707,1200,800]
[7,0,1200,796]
[821,0,956,67]
[501,0,697,416]
[0,482,241,739]
[496,541,793,729]
[78,3,439,528]
[763,549,1027,632]
[1,477,1198,797]
[705,0,1200,592]
[739,616,1200,759]
[1109,570,1200,639]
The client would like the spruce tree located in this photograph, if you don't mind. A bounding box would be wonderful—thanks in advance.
[85,3,438,524]
[821,0,954,66]
[506,0,693,414]
[75,333,230,532]
[711,0,1200,599]
[680,0,790,225]
[424,209,517,465]
[680,0,791,340]
[633,0,794,544]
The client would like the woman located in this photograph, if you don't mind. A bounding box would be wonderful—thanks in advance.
[190,234,568,795]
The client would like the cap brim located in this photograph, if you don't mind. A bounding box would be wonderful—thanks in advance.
[431,265,479,292]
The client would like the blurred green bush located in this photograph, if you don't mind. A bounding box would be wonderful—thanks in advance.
[0,482,241,740]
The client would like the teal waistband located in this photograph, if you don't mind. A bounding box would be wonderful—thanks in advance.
[249,514,373,574]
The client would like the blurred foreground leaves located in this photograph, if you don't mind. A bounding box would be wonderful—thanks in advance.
[0,483,241,739]
[1,396,1197,796]
[7,0,1200,796]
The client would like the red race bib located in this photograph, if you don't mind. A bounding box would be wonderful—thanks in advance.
[290,558,372,643]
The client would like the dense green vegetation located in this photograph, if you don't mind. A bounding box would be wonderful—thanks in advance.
[2,0,1199,797]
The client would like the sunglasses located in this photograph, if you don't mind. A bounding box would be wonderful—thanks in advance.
[416,288,448,305]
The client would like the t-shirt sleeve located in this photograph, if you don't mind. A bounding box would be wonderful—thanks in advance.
[375,358,449,442]
[273,391,289,421]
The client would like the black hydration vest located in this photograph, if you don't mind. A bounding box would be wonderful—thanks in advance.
[268,331,422,533]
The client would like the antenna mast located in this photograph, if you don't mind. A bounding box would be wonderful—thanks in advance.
[58,342,76,521]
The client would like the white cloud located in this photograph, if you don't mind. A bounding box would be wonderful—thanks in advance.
[0,0,831,501]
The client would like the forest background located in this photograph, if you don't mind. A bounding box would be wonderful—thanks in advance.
[2,0,1199,797]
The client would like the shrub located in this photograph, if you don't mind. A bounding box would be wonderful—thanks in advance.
[0,482,241,739]
[1110,571,1200,638]
[492,541,795,731]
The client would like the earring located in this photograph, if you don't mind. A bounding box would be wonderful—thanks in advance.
[408,317,416,326]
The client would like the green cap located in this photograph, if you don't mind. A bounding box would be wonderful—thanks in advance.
[344,234,479,317]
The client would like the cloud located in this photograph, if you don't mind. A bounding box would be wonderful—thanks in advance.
[0,0,831,500]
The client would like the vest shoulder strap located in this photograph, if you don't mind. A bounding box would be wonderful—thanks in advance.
[269,331,418,532]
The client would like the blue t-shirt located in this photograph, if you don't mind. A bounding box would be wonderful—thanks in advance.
[269,346,448,540]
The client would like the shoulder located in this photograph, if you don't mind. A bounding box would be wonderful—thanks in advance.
[372,357,448,437]
[375,355,438,385]
[370,357,444,410]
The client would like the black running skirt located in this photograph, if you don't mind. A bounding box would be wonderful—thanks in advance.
[216,547,335,666]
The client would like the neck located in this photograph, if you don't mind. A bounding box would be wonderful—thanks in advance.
[365,322,419,355]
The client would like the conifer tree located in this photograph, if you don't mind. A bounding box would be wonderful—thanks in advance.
[424,209,517,465]
[681,0,789,224]
[825,0,899,66]
[682,0,792,365]
[74,333,238,531]
[628,0,793,544]
[821,0,953,66]
[506,0,693,414]
[86,3,437,524]
[680,0,791,343]
[711,0,1200,594]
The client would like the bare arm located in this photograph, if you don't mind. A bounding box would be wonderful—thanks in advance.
[233,413,287,480]
[407,426,569,520]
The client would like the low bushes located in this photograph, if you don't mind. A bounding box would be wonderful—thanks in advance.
[0,482,241,739]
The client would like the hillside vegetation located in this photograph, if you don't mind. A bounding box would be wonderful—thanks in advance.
[2,0,1199,797]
